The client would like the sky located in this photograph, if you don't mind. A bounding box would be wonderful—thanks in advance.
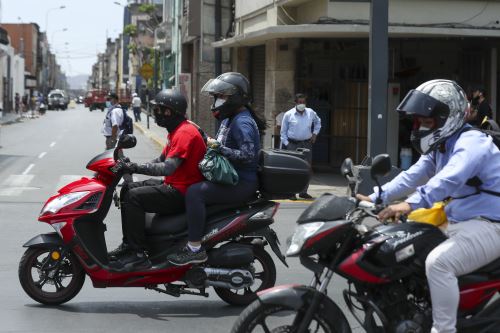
[2,0,126,77]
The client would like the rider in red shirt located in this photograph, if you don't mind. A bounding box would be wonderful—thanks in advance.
[109,89,206,270]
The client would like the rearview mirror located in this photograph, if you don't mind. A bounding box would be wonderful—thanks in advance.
[370,154,391,180]
[340,158,354,178]
[117,134,137,149]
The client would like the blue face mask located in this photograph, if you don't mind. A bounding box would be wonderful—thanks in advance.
[105,101,112,108]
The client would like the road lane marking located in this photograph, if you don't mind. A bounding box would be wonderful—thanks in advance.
[38,152,47,159]
[0,175,36,196]
[22,164,35,175]
[50,142,56,148]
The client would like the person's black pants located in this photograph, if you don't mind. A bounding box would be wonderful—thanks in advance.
[185,180,258,242]
[133,107,141,122]
[120,179,185,251]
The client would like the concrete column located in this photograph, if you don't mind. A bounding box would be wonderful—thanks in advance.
[491,47,497,120]
[264,39,298,148]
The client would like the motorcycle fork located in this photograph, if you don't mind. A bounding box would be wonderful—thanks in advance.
[297,229,357,333]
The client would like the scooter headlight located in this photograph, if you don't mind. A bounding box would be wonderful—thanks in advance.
[286,222,324,256]
[40,191,90,215]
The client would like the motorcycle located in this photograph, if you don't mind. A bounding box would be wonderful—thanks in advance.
[232,154,500,333]
[18,135,308,307]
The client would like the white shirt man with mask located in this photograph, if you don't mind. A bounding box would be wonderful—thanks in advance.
[280,93,321,200]
[102,93,124,150]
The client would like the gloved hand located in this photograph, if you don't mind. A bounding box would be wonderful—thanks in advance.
[207,138,221,151]
[112,160,138,174]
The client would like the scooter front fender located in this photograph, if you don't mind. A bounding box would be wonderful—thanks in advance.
[23,232,65,249]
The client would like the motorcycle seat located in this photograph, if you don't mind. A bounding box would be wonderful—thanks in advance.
[473,256,500,275]
[145,202,248,236]
[459,257,500,287]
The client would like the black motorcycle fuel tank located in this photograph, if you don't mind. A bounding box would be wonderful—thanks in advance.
[364,222,447,274]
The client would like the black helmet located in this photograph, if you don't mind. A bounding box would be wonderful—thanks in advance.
[201,72,251,119]
[151,89,187,116]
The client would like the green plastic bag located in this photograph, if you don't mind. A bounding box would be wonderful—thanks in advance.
[199,148,239,185]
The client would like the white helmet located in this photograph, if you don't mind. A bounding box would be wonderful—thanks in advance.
[396,79,468,154]
[132,93,138,97]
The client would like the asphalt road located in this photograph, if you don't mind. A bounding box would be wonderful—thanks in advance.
[0,105,363,332]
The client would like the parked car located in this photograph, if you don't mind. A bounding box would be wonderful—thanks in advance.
[47,90,68,111]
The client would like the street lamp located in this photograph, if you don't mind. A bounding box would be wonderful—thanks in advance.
[45,5,66,33]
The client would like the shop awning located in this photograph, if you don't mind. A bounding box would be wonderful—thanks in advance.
[213,24,500,48]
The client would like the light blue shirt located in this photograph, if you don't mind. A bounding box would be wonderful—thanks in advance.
[280,107,321,146]
[369,126,500,222]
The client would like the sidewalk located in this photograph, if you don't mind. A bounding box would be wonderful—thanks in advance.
[0,112,22,125]
[133,118,348,199]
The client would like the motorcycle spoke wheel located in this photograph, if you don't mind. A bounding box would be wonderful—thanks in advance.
[19,247,85,305]
[215,246,277,306]
[231,302,346,333]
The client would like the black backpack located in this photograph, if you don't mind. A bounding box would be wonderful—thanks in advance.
[120,108,134,135]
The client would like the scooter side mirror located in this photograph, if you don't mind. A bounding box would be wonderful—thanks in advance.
[370,154,391,205]
[340,158,354,178]
[117,134,137,149]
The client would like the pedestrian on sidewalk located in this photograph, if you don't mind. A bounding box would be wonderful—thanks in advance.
[467,86,492,128]
[14,93,20,114]
[131,93,142,122]
[280,93,321,200]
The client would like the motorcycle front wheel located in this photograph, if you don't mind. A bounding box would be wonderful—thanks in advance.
[18,247,85,305]
[231,299,352,333]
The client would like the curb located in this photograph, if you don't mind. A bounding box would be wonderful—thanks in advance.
[133,122,164,151]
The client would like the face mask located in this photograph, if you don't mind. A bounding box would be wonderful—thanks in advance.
[411,126,435,155]
[214,97,226,108]
[105,101,112,108]
[296,104,306,112]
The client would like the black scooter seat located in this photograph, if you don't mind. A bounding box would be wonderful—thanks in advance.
[459,257,500,287]
[145,202,248,236]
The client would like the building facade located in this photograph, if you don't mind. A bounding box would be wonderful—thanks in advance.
[208,0,500,169]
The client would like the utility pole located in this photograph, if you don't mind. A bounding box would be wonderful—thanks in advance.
[368,0,388,158]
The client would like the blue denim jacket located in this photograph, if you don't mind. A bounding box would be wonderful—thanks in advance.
[216,109,260,182]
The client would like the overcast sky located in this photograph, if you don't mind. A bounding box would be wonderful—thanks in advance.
[3,0,126,77]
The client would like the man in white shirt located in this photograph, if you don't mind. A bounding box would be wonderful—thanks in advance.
[280,93,321,200]
[131,93,142,122]
[102,93,124,149]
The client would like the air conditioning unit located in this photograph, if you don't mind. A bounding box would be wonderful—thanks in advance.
[154,22,171,52]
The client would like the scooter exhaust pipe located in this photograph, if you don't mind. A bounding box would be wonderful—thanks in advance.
[203,268,253,289]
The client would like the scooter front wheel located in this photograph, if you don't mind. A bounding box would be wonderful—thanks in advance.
[18,247,85,305]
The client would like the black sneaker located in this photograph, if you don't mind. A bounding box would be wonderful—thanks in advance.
[167,246,208,266]
[108,242,130,260]
[112,250,152,270]
[299,193,313,200]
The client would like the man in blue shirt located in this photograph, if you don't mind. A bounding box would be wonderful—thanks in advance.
[280,93,321,199]
[357,79,500,333]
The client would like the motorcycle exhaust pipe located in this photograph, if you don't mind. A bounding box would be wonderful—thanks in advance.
[203,268,253,290]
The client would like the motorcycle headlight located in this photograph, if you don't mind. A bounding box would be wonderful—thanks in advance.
[286,222,324,256]
[40,191,90,215]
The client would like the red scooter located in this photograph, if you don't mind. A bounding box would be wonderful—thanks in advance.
[18,135,292,306]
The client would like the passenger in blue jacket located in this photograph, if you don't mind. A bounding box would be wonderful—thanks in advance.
[357,79,500,333]
[167,72,266,266]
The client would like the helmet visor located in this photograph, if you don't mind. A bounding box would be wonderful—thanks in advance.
[201,78,239,96]
[397,89,450,118]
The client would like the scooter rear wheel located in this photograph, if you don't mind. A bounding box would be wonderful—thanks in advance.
[18,247,85,305]
[214,246,276,306]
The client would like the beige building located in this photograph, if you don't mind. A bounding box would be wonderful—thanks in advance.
[213,0,500,169]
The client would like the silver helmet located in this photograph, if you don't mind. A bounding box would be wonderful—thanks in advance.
[396,79,468,154]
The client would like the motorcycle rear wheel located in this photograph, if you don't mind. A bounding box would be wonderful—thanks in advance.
[18,247,85,305]
[214,246,276,306]
[231,299,352,333]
